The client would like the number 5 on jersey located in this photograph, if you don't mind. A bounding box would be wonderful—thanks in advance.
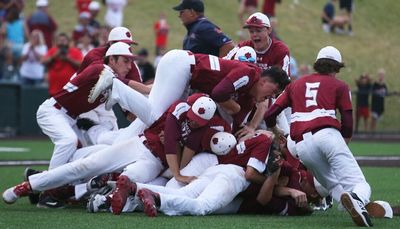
[305,82,320,107]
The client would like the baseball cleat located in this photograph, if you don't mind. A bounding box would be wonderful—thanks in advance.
[36,193,65,209]
[86,173,111,193]
[87,194,111,213]
[366,201,393,219]
[23,167,41,204]
[2,181,31,204]
[88,67,115,103]
[111,175,137,215]
[341,192,373,227]
[137,188,160,217]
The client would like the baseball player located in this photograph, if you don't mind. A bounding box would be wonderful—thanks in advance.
[34,42,134,170]
[2,96,219,206]
[88,48,289,141]
[264,46,373,227]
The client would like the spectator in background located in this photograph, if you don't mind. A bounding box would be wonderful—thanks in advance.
[26,0,57,49]
[153,12,169,56]
[77,32,94,56]
[298,64,312,78]
[289,55,298,80]
[72,11,96,45]
[75,0,91,14]
[370,69,388,132]
[19,30,47,85]
[104,0,127,28]
[262,0,281,19]
[88,1,101,29]
[237,0,258,40]
[0,5,27,79]
[96,25,110,46]
[339,0,353,35]
[321,0,349,34]
[42,33,83,96]
[136,48,155,84]
[173,0,234,57]
[355,74,371,133]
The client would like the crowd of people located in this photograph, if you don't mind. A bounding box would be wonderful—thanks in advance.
[1,0,398,227]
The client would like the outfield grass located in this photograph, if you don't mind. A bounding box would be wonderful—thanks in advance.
[0,166,398,229]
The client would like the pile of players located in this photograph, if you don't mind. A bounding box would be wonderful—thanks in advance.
[2,11,395,227]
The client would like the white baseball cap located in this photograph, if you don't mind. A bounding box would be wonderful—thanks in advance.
[108,27,138,45]
[210,132,237,156]
[36,0,48,7]
[244,12,271,28]
[89,1,101,11]
[234,46,257,63]
[105,42,135,58]
[187,96,217,127]
[316,46,342,63]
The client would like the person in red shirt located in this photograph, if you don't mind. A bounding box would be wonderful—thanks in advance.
[264,46,373,227]
[42,33,83,96]
[153,12,169,55]
[75,0,92,13]
[262,0,281,18]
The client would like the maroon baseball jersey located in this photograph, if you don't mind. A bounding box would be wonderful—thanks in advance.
[191,54,261,103]
[144,100,229,165]
[77,45,142,83]
[274,73,353,142]
[53,64,110,118]
[238,38,290,75]
[218,134,271,171]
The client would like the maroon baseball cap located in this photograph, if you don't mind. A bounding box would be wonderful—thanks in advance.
[173,0,204,13]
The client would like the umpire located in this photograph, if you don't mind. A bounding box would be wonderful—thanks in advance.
[173,0,234,57]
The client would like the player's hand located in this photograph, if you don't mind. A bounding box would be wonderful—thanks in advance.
[290,189,308,208]
[176,175,197,184]
[235,125,255,140]
[278,134,288,151]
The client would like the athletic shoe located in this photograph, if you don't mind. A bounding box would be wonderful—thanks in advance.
[111,175,137,215]
[366,201,393,219]
[137,188,160,217]
[86,174,111,193]
[341,192,373,227]
[88,67,115,103]
[36,193,65,209]
[87,194,111,213]
[2,181,32,204]
[23,167,41,204]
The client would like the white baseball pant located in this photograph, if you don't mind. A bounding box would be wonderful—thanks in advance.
[289,128,371,204]
[36,98,78,169]
[28,136,164,192]
[111,49,195,143]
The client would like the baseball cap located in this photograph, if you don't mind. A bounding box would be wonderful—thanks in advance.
[187,96,216,127]
[316,46,342,63]
[108,27,138,45]
[79,11,91,19]
[105,42,135,59]
[186,92,208,105]
[173,0,204,13]
[36,0,48,7]
[89,1,101,11]
[244,12,271,28]
[234,46,257,63]
[210,132,237,156]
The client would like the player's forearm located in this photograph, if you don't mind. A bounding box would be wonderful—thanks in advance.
[128,80,152,95]
[245,166,266,185]
[248,101,269,129]
[256,169,280,205]
[165,154,181,178]
[219,42,235,58]
[179,147,195,169]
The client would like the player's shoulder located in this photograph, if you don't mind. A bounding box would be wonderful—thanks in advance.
[271,38,289,53]
[79,63,106,75]
[86,46,107,58]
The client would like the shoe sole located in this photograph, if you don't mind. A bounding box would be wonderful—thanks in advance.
[111,177,133,215]
[138,190,157,217]
[341,193,372,227]
[88,69,112,103]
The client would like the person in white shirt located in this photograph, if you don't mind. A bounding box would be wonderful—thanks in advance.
[104,0,127,28]
[19,30,47,85]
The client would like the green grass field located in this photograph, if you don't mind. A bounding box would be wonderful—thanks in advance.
[0,140,399,228]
